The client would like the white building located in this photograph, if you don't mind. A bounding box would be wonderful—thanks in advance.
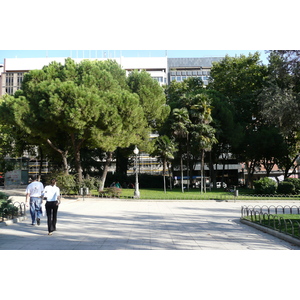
[0,56,223,96]
[0,56,168,96]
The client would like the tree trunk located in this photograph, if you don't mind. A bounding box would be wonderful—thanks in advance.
[70,134,85,182]
[167,162,172,191]
[208,152,215,190]
[99,151,113,191]
[74,148,83,182]
[115,147,129,176]
[46,139,69,175]
[180,155,184,193]
[38,146,43,181]
[200,150,205,193]
[163,158,166,193]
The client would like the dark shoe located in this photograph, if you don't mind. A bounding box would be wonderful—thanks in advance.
[37,218,40,225]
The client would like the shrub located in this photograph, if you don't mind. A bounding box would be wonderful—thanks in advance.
[253,177,277,194]
[285,178,300,194]
[78,177,99,192]
[44,173,77,195]
[99,187,122,198]
[0,199,18,219]
[106,187,122,198]
[0,191,9,201]
[277,181,296,195]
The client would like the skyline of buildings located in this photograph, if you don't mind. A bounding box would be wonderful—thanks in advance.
[0,55,224,96]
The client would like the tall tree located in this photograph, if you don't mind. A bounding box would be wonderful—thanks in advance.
[258,51,300,178]
[209,53,268,187]
[165,77,217,192]
[0,59,148,184]
[151,135,177,193]
[127,70,170,132]
[170,107,191,192]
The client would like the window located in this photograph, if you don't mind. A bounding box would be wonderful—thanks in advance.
[17,72,24,87]
[6,73,14,86]
[152,77,163,82]
[6,87,13,95]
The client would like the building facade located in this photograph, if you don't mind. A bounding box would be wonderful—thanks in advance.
[0,56,223,96]
[168,57,223,85]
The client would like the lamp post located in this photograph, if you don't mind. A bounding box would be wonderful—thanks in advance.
[133,146,140,198]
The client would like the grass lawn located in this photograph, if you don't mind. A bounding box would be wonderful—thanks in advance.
[243,214,300,237]
[91,187,300,201]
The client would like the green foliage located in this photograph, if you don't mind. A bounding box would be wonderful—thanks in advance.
[253,177,277,194]
[0,58,159,183]
[78,177,101,191]
[127,70,170,130]
[285,178,300,194]
[45,173,77,195]
[0,191,9,200]
[277,181,295,195]
[0,198,18,219]
[106,187,122,198]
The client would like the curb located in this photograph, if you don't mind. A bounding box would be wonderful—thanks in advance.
[0,215,28,227]
[240,218,300,247]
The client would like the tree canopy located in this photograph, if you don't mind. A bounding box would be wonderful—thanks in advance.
[0,58,168,183]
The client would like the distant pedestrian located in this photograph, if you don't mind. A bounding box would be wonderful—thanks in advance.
[25,175,44,226]
[42,178,61,235]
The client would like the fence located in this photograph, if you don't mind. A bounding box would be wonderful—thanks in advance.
[241,205,300,239]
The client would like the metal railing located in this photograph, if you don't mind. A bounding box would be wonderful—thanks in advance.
[241,205,300,239]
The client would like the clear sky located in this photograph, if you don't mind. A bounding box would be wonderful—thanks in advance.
[0,50,269,65]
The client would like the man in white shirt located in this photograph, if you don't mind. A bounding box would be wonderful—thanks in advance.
[42,178,61,235]
[25,175,44,225]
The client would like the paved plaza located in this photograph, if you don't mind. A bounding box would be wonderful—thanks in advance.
[1,190,300,250]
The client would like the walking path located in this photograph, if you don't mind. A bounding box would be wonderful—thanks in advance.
[1,190,300,250]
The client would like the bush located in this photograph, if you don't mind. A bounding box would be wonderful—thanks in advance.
[0,191,9,201]
[0,199,18,219]
[253,177,277,194]
[99,187,122,198]
[44,173,77,195]
[106,187,122,198]
[78,177,100,192]
[285,178,300,194]
[277,181,296,195]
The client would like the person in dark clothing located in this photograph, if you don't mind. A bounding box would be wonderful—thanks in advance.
[42,178,61,235]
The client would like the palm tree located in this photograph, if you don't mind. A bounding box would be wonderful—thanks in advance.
[151,135,177,193]
[170,108,191,192]
[189,94,217,193]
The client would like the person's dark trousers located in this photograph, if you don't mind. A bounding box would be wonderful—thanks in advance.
[45,201,58,233]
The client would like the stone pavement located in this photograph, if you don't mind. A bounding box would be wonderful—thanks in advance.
[1,191,300,250]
